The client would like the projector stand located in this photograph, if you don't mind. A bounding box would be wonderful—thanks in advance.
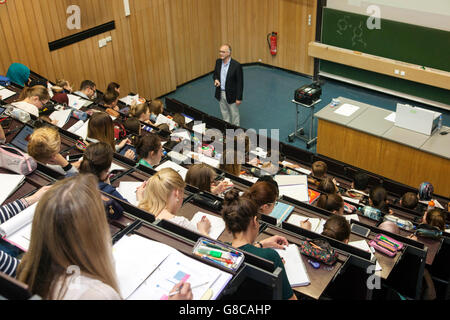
[288,99,321,149]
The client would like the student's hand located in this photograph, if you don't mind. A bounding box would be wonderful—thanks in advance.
[214,80,220,88]
[124,149,135,160]
[114,106,120,112]
[235,100,242,106]
[260,235,289,249]
[49,153,69,167]
[72,159,82,169]
[136,181,147,203]
[117,138,130,150]
[52,119,59,126]
[25,185,52,205]
[211,180,229,195]
[300,220,312,230]
[388,209,394,215]
[168,281,193,300]
[197,216,211,235]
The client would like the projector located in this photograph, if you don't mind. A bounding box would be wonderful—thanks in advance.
[294,81,322,105]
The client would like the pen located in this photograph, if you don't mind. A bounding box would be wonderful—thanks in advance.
[201,241,240,255]
[309,241,323,250]
[379,236,398,247]
[197,247,233,259]
[168,281,210,297]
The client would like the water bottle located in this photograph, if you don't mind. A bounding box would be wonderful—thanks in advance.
[437,115,442,132]
[427,200,435,211]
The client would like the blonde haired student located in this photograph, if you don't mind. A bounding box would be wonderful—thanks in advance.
[16,174,192,300]
[12,85,50,117]
[137,168,211,236]
[129,102,151,124]
[28,126,79,176]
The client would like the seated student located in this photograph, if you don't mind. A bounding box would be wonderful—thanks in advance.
[172,113,186,130]
[74,80,97,100]
[137,168,211,236]
[106,82,120,95]
[87,112,134,160]
[129,102,151,124]
[344,172,369,201]
[55,79,73,94]
[6,63,31,86]
[103,90,120,112]
[185,163,229,195]
[123,117,141,136]
[307,160,327,187]
[318,177,339,195]
[399,192,420,212]
[219,149,242,177]
[17,174,191,300]
[0,186,50,277]
[79,142,129,202]
[27,126,79,176]
[11,85,50,117]
[321,215,351,243]
[243,181,278,215]
[316,193,345,215]
[378,220,400,235]
[135,133,163,169]
[148,99,164,123]
[359,186,391,221]
[50,85,69,105]
[221,189,296,300]
[256,176,279,196]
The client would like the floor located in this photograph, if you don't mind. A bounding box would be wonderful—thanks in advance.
[164,65,450,154]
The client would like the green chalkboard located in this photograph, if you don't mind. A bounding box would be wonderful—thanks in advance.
[321,8,450,105]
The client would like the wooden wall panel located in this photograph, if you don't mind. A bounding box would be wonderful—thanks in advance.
[0,0,316,101]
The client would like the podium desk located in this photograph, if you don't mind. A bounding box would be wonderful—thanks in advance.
[316,98,450,196]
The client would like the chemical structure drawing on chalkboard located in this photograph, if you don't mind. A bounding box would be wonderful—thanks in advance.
[336,16,367,48]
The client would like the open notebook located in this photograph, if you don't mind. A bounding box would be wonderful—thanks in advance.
[117,181,142,207]
[275,244,310,287]
[286,214,325,234]
[0,174,25,205]
[274,175,309,202]
[50,109,72,128]
[113,234,232,300]
[191,212,226,240]
[155,160,188,180]
[0,202,37,252]
[154,114,177,131]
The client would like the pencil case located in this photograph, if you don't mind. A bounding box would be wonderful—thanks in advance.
[192,237,245,273]
[369,234,403,257]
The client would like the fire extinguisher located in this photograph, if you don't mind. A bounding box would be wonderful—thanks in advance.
[267,32,277,56]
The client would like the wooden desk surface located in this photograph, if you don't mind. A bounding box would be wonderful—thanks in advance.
[257,226,345,300]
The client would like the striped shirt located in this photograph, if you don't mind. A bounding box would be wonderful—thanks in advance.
[0,199,28,277]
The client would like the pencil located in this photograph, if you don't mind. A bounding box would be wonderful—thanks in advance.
[168,281,209,297]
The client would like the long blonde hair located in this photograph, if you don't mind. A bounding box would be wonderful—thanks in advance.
[17,174,120,299]
[139,168,185,216]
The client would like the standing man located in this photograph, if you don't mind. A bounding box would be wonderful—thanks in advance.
[213,44,243,126]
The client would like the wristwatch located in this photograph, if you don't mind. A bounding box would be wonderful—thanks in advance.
[255,241,263,248]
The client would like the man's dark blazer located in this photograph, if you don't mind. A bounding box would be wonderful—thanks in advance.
[213,58,243,104]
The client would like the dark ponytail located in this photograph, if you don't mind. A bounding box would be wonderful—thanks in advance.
[79,142,113,180]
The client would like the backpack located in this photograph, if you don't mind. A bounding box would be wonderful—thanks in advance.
[114,122,127,140]
[0,145,37,175]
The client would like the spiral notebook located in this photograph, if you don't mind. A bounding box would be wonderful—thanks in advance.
[275,244,310,287]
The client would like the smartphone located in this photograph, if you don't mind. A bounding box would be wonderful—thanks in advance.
[66,153,84,162]
[350,223,370,238]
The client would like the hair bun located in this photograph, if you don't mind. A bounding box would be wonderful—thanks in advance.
[223,188,240,204]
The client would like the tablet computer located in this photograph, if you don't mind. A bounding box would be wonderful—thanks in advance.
[9,124,34,152]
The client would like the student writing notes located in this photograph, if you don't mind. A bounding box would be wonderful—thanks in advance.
[137,168,211,237]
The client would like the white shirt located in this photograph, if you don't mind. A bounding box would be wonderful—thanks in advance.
[220,59,231,91]
[51,273,121,300]
[11,101,39,117]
